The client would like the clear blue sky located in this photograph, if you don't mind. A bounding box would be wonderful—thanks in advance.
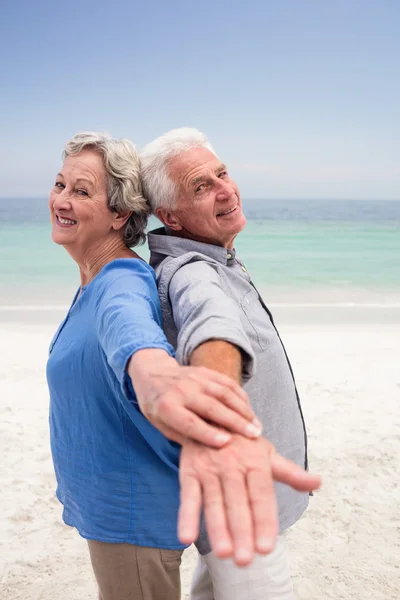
[1,0,399,199]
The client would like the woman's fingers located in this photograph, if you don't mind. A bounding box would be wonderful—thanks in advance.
[132,355,260,445]
[151,379,261,445]
[155,396,262,447]
[183,392,262,439]
[193,367,251,404]
[150,406,232,447]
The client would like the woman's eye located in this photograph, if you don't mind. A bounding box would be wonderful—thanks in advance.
[55,181,64,189]
[76,189,88,196]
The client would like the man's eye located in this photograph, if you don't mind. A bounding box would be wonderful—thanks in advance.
[195,183,206,193]
[218,171,228,178]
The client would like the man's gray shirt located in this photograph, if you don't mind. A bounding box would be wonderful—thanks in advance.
[149,227,309,554]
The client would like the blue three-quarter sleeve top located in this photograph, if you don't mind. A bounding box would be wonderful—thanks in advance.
[46,259,185,549]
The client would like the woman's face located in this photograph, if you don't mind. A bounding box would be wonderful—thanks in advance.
[49,149,117,252]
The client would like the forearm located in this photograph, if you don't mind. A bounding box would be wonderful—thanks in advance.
[127,347,260,446]
[127,348,180,402]
[190,340,243,383]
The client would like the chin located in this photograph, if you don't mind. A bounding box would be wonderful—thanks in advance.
[233,214,247,234]
[51,230,70,246]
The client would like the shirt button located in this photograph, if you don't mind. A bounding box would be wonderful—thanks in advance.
[227,253,232,259]
[241,266,247,272]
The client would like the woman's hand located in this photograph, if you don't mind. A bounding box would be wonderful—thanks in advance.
[128,349,262,447]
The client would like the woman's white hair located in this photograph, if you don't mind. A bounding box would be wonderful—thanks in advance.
[140,127,217,212]
[63,131,149,247]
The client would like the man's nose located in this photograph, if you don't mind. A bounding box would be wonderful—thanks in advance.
[215,179,235,201]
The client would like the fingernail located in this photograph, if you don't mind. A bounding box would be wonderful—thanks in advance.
[179,529,194,543]
[245,423,262,438]
[252,417,263,430]
[215,542,233,557]
[235,548,252,564]
[215,431,231,445]
[257,536,275,553]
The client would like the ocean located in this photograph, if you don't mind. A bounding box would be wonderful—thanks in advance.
[1,198,399,321]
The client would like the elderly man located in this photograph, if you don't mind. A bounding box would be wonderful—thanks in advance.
[140,128,316,600]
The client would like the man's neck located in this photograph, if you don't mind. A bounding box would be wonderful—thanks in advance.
[167,227,235,250]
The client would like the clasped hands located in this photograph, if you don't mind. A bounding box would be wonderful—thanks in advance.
[130,349,321,566]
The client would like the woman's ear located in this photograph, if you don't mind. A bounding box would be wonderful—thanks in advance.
[156,207,182,231]
[112,211,132,231]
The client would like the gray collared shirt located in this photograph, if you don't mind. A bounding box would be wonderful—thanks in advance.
[149,227,309,554]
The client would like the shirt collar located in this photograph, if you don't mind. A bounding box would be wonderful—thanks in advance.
[148,227,236,265]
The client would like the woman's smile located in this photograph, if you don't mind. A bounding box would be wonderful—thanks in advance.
[55,214,77,227]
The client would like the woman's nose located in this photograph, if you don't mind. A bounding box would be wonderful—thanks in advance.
[52,189,72,210]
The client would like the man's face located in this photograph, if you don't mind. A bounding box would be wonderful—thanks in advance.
[164,147,246,249]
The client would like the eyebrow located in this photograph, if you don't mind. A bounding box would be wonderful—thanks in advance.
[191,175,204,187]
[190,164,227,187]
[55,173,94,188]
[75,178,94,187]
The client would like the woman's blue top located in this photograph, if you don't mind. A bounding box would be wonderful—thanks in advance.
[46,258,184,549]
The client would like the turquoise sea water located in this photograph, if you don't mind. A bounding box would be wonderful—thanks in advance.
[1,198,399,307]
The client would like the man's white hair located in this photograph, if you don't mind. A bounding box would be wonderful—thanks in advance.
[140,127,217,212]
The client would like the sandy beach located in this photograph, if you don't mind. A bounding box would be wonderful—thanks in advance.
[1,317,399,599]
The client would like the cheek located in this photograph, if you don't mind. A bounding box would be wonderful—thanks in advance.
[48,193,55,212]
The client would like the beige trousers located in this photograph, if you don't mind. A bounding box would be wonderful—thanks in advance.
[87,540,183,600]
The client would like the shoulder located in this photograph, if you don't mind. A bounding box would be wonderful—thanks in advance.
[156,253,227,308]
[156,252,221,286]
[171,259,221,287]
[101,258,155,280]
[96,258,157,295]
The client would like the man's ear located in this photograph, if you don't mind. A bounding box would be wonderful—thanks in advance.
[156,207,183,231]
[112,210,132,231]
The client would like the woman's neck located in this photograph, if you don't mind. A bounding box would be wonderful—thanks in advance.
[67,237,139,287]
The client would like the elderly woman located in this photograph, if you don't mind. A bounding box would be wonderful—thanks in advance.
[46,132,262,600]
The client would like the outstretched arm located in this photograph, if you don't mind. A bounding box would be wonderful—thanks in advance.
[127,348,262,448]
[178,339,321,566]
[95,261,261,447]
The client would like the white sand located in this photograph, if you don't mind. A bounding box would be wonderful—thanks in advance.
[1,320,399,599]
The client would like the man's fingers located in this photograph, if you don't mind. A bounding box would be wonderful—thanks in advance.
[247,467,278,555]
[221,472,254,566]
[271,454,322,491]
[203,474,234,559]
[178,473,202,545]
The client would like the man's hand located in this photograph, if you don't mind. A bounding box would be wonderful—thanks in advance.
[128,349,262,447]
[178,435,321,566]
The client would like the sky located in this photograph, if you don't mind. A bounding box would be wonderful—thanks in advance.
[0,0,399,200]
